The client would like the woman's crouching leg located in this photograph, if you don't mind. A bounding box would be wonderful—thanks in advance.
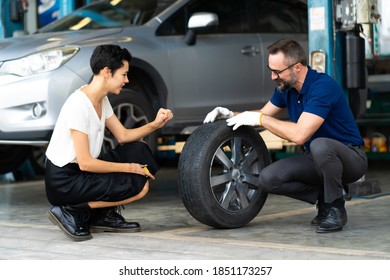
[88,181,150,208]
[87,182,150,233]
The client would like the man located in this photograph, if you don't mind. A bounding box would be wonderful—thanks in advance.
[204,39,367,233]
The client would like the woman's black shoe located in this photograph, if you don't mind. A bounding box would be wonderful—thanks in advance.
[90,206,141,233]
[47,205,92,241]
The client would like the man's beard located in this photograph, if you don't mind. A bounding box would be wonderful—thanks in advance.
[276,72,298,92]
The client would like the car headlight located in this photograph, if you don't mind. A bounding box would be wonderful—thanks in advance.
[0,46,79,77]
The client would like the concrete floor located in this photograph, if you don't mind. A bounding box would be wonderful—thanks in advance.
[0,160,389,261]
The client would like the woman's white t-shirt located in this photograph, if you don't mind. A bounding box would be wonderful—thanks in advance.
[46,88,114,167]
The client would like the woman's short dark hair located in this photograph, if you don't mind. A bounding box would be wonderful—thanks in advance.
[267,39,307,66]
[90,44,132,75]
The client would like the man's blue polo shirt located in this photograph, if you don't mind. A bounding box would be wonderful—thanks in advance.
[270,66,364,151]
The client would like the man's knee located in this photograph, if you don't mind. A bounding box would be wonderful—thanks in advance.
[310,138,332,157]
[258,169,274,192]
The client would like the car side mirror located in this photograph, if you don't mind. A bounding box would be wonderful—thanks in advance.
[184,12,219,46]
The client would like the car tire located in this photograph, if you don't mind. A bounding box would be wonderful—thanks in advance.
[0,145,31,175]
[178,120,271,229]
[104,88,157,153]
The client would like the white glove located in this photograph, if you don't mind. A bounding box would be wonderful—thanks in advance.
[226,111,262,130]
[203,106,233,123]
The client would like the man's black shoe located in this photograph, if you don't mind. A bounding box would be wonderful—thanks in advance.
[316,206,347,233]
[90,207,141,233]
[47,205,92,241]
[311,204,329,226]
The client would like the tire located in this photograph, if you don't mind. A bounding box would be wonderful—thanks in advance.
[0,145,31,174]
[103,88,157,154]
[178,120,271,229]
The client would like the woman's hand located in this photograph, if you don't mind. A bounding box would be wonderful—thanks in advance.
[127,163,155,180]
[153,108,173,129]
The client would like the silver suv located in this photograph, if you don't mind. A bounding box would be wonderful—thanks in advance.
[0,0,308,174]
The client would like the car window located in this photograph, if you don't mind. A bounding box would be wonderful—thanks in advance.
[157,0,251,36]
[253,0,308,33]
[38,0,176,32]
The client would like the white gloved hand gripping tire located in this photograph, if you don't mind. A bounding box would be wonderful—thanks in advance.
[203,106,233,123]
[226,111,262,130]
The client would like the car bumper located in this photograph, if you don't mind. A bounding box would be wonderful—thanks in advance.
[0,130,52,145]
[0,67,86,141]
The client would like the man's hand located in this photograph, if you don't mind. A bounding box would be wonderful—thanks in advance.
[204,107,233,123]
[226,111,262,130]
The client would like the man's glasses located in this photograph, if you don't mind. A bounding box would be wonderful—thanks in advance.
[267,62,299,78]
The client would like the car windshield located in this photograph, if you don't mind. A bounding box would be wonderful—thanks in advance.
[38,0,177,33]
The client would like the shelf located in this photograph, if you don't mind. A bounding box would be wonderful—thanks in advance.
[270,151,301,160]
[365,152,390,160]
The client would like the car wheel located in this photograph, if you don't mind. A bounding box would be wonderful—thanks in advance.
[178,120,271,229]
[103,88,156,153]
[0,145,31,175]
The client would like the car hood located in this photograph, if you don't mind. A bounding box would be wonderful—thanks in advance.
[0,28,124,61]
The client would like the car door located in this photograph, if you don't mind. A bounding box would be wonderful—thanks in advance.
[157,0,264,122]
[253,0,309,102]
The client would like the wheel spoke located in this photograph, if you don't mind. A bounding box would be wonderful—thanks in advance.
[236,181,250,209]
[241,147,258,168]
[115,104,124,121]
[231,137,242,165]
[117,104,148,128]
[119,105,136,128]
[210,172,232,187]
[242,173,260,187]
[219,183,237,208]
[124,115,136,128]
[103,137,117,151]
[214,147,233,169]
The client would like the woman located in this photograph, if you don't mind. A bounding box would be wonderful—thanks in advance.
[45,44,173,241]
